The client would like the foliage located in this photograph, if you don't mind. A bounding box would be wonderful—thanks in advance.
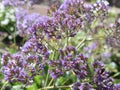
[0,0,120,90]
[0,3,16,40]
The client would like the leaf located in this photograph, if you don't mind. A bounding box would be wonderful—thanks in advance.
[34,75,42,86]
[27,83,38,90]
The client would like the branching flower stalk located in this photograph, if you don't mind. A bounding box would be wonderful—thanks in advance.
[1,0,120,90]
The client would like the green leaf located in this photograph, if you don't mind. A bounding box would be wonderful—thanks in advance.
[34,75,42,86]
[27,83,38,90]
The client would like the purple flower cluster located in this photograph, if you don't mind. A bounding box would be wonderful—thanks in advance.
[15,0,109,40]
[73,82,120,90]
[2,0,25,7]
[1,52,43,84]
[59,0,109,25]
[84,41,98,54]
[46,0,109,38]
[21,37,50,60]
[93,61,114,90]
[1,0,120,89]
[1,45,120,89]
[48,46,90,79]
[2,0,38,7]
[72,60,120,90]
[16,9,40,37]
[72,82,94,90]
[106,19,120,49]
[48,46,119,90]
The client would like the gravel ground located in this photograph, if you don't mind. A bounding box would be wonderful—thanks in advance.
[29,5,49,15]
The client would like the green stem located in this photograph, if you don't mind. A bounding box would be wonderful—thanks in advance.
[76,36,86,49]
[44,73,49,87]
[13,24,17,45]
[48,78,54,86]
[67,30,69,46]
[62,78,69,85]
[1,81,8,90]
[40,84,73,90]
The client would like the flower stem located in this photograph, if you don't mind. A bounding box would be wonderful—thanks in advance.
[76,36,86,49]
[44,73,49,87]
[1,81,8,90]
[40,84,73,90]
[48,78,54,87]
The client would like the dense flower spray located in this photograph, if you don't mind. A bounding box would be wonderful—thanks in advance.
[2,0,38,7]
[1,0,120,90]
[106,19,120,49]
[1,53,43,84]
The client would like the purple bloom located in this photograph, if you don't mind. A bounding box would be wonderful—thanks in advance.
[106,36,120,49]
[101,52,112,60]
[49,46,89,79]
[49,68,64,79]
[72,82,94,90]
[16,9,40,37]
[0,0,117,89]
[2,0,38,7]
[115,84,120,90]
[2,0,25,7]
[1,52,43,84]
[93,61,115,90]
[106,19,120,49]
[84,41,98,54]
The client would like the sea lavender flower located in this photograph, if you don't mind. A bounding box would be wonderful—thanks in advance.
[60,46,77,59]
[49,46,89,79]
[92,0,109,19]
[30,1,84,39]
[22,13,40,32]
[101,52,112,60]
[2,0,25,7]
[21,36,50,60]
[21,37,40,53]
[59,0,108,21]
[84,41,98,54]
[94,68,113,89]
[48,46,118,89]
[14,0,109,40]
[1,52,44,84]
[49,68,64,79]
[106,19,120,49]
[115,84,120,90]
[106,36,120,49]
[59,0,85,14]
[16,9,40,37]
[1,0,119,89]
[2,0,38,7]
[72,82,94,90]
[93,61,115,90]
